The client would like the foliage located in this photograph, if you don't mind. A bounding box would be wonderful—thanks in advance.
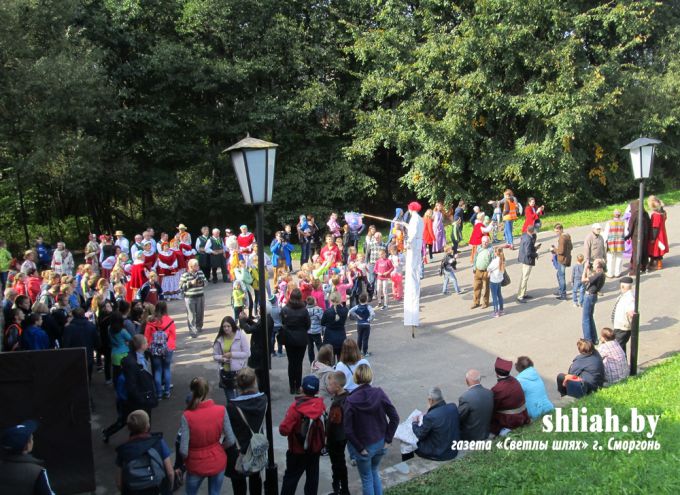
[387,352,680,495]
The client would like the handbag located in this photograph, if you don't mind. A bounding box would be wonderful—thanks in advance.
[219,369,237,390]
[501,271,511,287]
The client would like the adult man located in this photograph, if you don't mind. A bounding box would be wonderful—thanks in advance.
[516,225,539,303]
[491,358,530,435]
[0,238,12,292]
[114,230,130,255]
[0,420,55,495]
[21,250,37,275]
[195,226,211,279]
[307,216,321,257]
[584,223,606,269]
[611,276,636,355]
[179,259,207,338]
[411,387,460,461]
[205,228,228,283]
[598,328,629,384]
[35,236,52,271]
[451,200,466,254]
[471,236,493,309]
[129,234,144,261]
[603,210,625,277]
[84,233,100,275]
[62,307,100,381]
[50,242,74,276]
[458,369,494,441]
[551,223,572,300]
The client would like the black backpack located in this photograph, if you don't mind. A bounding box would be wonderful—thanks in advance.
[120,436,166,491]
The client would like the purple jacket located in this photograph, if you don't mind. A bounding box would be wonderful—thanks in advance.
[343,384,399,452]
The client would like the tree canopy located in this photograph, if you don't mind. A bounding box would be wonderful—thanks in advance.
[1,0,679,249]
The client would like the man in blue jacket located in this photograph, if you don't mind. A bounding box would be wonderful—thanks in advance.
[35,236,52,272]
[411,387,460,461]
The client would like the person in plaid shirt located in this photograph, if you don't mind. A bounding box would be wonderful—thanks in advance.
[598,327,630,384]
[365,232,386,287]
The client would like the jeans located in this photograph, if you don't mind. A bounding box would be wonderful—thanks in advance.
[490,282,504,312]
[572,281,585,305]
[0,271,7,293]
[504,220,514,246]
[357,324,371,354]
[185,472,224,495]
[224,385,237,402]
[348,439,386,495]
[307,333,322,363]
[151,350,173,397]
[442,270,460,293]
[556,263,567,297]
[582,293,598,342]
[556,373,587,398]
[280,451,320,495]
[271,326,283,355]
[301,241,311,265]
[184,295,205,335]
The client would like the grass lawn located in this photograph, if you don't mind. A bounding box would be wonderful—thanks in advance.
[387,353,680,494]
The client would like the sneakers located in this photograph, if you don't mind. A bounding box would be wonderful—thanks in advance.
[516,298,527,304]
[163,392,171,400]
[382,305,389,310]
[364,352,372,357]
[457,288,466,294]
[493,312,500,318]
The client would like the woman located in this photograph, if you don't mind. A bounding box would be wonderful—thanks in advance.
[647,196,669,270]
[121,334,158,416]
[335,338,370,392]
[225,367,267,495]
[98,300,114,384]
[556,339,605,398]
[311,344,335,400]
[143,301,177,400]
[432,202,446,253]
[422,209,436,261]
[179,377,235,495]
[213,315,251,401]
[281,289,311,394]
[521,197,544,233]
[581,259,605,344]
[515,356,554,419]
[321,292,349,359]
[344,364,399,495]
[487,246,505,317]
[625,199,649,275]
[467,212,486,262]
[109,311,132,385]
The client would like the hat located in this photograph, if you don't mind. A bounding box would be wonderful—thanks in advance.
[592,223,602,231]
[115,230,124,236]
[408,201,422,212]
[177,224,187,230]
[620,276,634,284]
[1,420,38,453]
[494,357,513,376]
[302,375,320,394]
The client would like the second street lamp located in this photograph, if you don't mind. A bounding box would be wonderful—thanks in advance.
[225,134,279,495]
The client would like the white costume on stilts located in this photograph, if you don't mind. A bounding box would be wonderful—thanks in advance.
[404,204,424,327]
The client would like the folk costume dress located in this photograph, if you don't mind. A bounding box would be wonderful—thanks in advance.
[404,206,424,327]
[157,245,180,300]
[127,259,148,302]
[237,231,255,260]
[648,209,669,261]
[433,209,446,253]
[84,239,100,275]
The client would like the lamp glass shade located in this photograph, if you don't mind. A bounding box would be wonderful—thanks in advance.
[231,151,251,203]
[230,148,276,205]
[629,145,654,180]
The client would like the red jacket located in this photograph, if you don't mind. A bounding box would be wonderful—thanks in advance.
[279,396,326,454]
[27,276,42,303]
[183,400,227,476]
[423,217,436,245]
[144,315,177,351]
[522,205,542,233]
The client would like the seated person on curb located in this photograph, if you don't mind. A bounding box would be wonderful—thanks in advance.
[515,356,554,420]
[491,358,530,436]
[598,328,629,385]
[408,387,460,461]
[556,339,605,398]
[458,369,494,441]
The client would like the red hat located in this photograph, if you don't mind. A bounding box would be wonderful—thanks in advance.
[408,201,422,212]
[494,357,513,375]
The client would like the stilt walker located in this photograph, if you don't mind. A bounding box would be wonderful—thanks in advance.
[404,202,424,337]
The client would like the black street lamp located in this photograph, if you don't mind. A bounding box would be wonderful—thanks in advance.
[225,134,279,494]
[622,137,661,376]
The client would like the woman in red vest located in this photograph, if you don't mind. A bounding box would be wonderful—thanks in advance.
[179,377,235,495]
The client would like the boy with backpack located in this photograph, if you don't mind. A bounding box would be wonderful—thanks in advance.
[348,294,376,357]
[326,371,350,495]
[115,409,173,495]
[279,375,327,495]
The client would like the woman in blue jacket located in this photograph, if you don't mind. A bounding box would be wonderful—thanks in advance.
[515,356,554,419]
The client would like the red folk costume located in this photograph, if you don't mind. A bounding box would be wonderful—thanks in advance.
[126,261,148,302]
[178,230,195,263]
[648,210,669,258]
[522,205,543,233]
[142,249,157,272]
[237,232,255,256]
[468,221,484,247]
[423,216,436,246]
[157,249,178,278]
[169,240,187,272]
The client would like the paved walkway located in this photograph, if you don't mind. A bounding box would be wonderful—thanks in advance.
[90,205,680,494]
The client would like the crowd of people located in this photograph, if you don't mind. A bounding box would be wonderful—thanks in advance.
[0,190,670,495]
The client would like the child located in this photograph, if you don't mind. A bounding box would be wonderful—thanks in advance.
[232,281,246,320]
[326,371,349,495]
[572,254,586,307]
[306,296,324,364]
[269,294,284,357]
[440,246,463,294]
[348,294,375,357]
[388,245,404,301]
[373,248,394,310]
[330,275,352,307]
[310,279,326,310]
[279,375,326,495]
[488,200,502,243]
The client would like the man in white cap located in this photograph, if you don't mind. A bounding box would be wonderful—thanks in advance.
[584,223,606,270]
[114,230,130,255]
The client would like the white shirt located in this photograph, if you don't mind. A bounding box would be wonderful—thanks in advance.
[205,237,223,254]
[613,290,635,331]
[115,237,130,254]
[336,359,371,392]
[487,257,504,284]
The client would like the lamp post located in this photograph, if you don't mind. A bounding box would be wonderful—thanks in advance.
[622,137,661,376]
[225,134,279,494]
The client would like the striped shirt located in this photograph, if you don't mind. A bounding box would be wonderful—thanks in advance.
[604,219,625,253]
[179,270,207,297]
